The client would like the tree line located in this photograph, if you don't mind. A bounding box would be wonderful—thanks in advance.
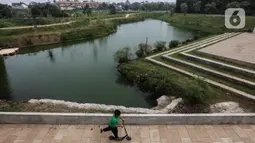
[0,3,68,19]
[97,2,175,12]
[176,0,255,15]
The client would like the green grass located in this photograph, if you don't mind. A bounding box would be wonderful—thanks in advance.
[156,14,255,34]
[0,17,74,28]
[0,13,163,48]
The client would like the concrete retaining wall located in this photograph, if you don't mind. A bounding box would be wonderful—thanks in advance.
[181,53,255,78]
[0,112,254,125]
[195,51,255,70]
[162,55,255,89]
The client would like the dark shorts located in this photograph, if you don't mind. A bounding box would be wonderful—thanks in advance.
[103,126,118,138]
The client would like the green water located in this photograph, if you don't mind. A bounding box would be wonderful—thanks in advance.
[0,20,194,108]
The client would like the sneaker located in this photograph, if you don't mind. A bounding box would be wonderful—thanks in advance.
[115,138,122,141]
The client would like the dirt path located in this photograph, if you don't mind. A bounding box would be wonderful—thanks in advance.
[0,14,133,30]
[0,21,74,30]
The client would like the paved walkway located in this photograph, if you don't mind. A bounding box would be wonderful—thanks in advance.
[199,33,255,65]
[0,124,255,143]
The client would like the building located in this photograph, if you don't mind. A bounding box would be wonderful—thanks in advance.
[11,3,27,9]
[56,0,103,10]
[125,0,131,6]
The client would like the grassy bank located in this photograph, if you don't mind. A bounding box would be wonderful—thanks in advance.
[0,13,163,48]
[0,17,74,28]
[118,59,212,104]
[156,14,255,34]
[118,59,255,111]
[0,13,127,28]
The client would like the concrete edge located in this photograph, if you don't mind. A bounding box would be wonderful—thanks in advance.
[195,50,255,70]
[180,52,255,77]
[0,112,255,125]
[162,55,255,89]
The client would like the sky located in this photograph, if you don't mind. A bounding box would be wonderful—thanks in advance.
[0,0,175,5]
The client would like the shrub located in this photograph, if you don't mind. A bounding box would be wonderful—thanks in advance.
[186,38,194,43]
[182,41,188,45]
[0,20,14,28]
[193,35,201,40]
[154,41,167,52]
[114,47,133,65]
[23,37,33,45]
[135,43,152,58]
[243,28,253,33]
[168,40,180,48]
[184,78,211,104]
[118,60,211,104]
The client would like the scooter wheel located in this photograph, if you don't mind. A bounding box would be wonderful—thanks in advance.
[126,136,132,141]
[109,136,115,140]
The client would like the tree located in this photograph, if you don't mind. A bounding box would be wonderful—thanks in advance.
[48,4,62,17]
[154,41,167,52]
[0,4,13,18]
[141,6,146,11]
[83,4,90,14]
[29,4,42,32]
[170,7,175,16]
[226,1,240,8]
[240,1,250,8]
[109,4,116,14]
[101,2,108,10]
[193,1,201,14]
[169,40,180,48]
[204,2,217,14]
[114,47,133,65]
[124,5,129,11]
[135,43,152,58]
[226,1,250,9]
[130,2,141,10]
[180,3,188,15]
[86,8,92,17]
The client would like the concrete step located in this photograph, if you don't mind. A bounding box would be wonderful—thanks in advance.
[161,32,255,89]
[165,33,240,56]
[180,52,255,78]
[162,55,255,89]
[146,58,255,101]
[165,33,233,54]
[195,50,255,70]
[147,33,235,59]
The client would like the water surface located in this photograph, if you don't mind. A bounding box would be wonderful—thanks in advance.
[1,19,194,107]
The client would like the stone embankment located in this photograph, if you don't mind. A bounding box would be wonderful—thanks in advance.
[29,96,183,114]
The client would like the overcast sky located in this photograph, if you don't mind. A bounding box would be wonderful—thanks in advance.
[0,0,175,5]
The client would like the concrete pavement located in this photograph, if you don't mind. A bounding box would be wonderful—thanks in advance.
[0,124,254,143]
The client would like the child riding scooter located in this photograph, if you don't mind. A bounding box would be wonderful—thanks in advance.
[100,109,131,141]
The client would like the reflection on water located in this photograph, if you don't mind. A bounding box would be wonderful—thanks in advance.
[48,50,56,63]
[2,20,194,107]
[0,57,12,100]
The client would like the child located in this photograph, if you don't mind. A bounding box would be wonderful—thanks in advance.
[101,109,124,140]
